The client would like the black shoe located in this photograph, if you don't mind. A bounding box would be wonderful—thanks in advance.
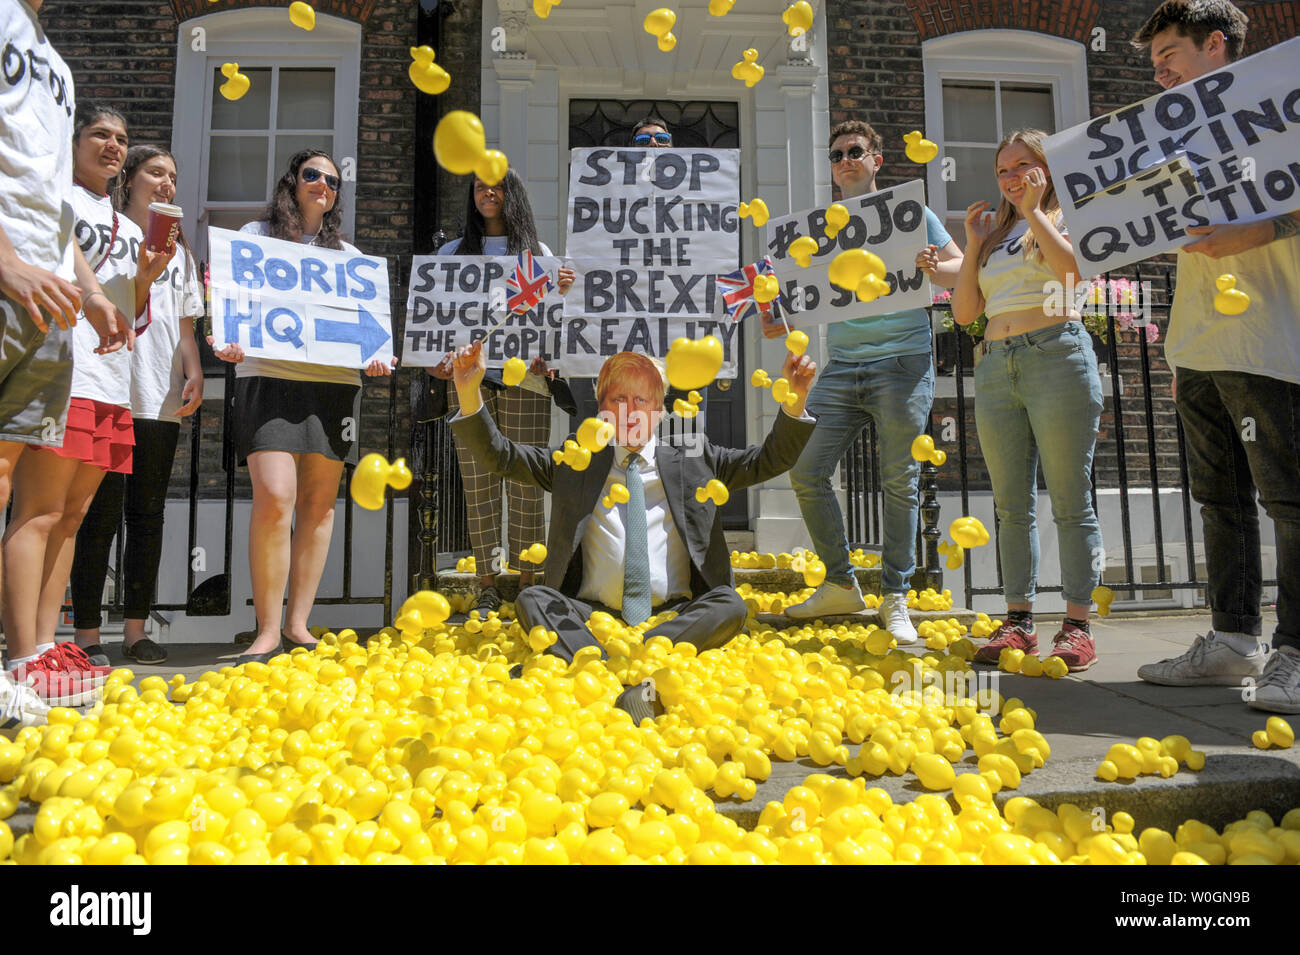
[280,633,318,654]
[122,638,168,664]
[473,585,503,615]
[235,649,279,665]
[615,680,664,724]
[79,644,111,667]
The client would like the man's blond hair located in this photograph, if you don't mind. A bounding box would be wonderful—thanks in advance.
[596,352,669,408]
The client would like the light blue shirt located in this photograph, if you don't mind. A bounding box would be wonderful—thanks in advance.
[826,206,951,364]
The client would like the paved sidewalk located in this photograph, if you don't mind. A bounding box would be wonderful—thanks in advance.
[21,610,1300,837]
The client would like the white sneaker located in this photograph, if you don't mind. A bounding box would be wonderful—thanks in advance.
[1,668,51,734]
[786,580,868,619]
[1249,646,1300,714]
[879,592,919,646]
[1137,631,1267,686]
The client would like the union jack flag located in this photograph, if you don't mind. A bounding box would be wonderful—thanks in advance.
[505,250,554,315]
[715,256,783,324]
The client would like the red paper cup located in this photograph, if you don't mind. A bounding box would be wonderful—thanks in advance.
[146,202,183,254]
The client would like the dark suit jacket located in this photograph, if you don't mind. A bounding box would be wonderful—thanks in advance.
[451,404,816,599]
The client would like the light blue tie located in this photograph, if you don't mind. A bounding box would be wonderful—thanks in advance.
[622,452,652,625]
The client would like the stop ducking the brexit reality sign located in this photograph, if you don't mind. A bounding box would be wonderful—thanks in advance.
[562,147,743,378]
[207,227,395,367]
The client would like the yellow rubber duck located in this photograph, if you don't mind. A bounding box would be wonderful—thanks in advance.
[409,46,451,95]
[788,235,819,267]
[731,49,764,87]
[1213,273,1250,315]
[782,0,814,36]
[350,453,413,510]
[903,130,939,164]
[739,198,770,227]
[665,335,723,390]
[219,63,250,101]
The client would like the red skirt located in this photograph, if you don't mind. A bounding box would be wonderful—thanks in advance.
[50,397,134,474]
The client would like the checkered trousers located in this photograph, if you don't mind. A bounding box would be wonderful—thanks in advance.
[447,384,551,573]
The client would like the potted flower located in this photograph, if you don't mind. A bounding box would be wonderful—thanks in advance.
[1077,276,1160,346]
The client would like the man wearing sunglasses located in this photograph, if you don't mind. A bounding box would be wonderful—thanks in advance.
[775,120,962,639]
[630,117,673,148]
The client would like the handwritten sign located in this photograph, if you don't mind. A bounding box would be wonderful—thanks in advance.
[403,254,565,367]
[761,179,933,325]
[1043,36,1300,273]
[564,147,740,377]
[208,227,393,366]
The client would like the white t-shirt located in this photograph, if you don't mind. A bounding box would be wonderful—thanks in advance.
[235,220,362,386]
[131,244,202,421]
[977,218,1069,318]
[0,2,78,318]
[70,185,140,408]
[1167,236,1300,386]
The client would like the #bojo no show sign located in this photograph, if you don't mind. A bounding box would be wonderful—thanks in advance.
[1043,35,1300,274]
[761,179,933,326]
[564,147,742,378]
[208,227,394,366]
[402,253,566,368]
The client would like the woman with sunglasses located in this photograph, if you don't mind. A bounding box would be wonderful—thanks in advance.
[428,168,574,614]
[213,149,391,664]
[69,144,204,667]
[952,129,1103,672]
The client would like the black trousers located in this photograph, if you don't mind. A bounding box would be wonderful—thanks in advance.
[515,584,747,664]
[71,418,180,627]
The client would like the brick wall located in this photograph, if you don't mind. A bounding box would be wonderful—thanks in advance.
[43,0,435,499]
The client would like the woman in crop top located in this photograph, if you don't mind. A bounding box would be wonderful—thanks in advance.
[951,128,1104,673]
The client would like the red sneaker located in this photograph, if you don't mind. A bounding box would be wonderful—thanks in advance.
[11,653,100,707]
[1049,624,1097,672]
[973,619,1038,664]
[48,642,115,687]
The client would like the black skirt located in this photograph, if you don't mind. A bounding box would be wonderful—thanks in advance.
[232,375,362,466]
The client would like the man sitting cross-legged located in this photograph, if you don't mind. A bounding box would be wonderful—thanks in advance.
[449,342,817,719]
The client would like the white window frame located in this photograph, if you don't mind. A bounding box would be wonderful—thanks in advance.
[923,30,1089,228]
[172,9,361,261]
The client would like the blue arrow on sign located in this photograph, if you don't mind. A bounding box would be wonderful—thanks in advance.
[314,306,391,363]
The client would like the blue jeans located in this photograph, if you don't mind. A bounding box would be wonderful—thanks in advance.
[790,353,934,593]
[1176,367,1300,651]
[974,321,1103,606]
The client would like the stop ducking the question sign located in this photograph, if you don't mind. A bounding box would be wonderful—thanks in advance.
[208,227,394,367]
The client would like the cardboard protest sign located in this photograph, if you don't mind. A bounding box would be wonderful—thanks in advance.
[761,180,933,326]
[208,227,393,366]
[1044,35,1300,273]
[403,253,565,368]
[564,147,740,377]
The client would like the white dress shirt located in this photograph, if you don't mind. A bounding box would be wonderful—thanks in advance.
[579,433,691,610]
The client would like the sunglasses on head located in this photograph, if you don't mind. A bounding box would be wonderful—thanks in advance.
[633,132,673,145]
[828,145,870,164]
[300,166,341,191]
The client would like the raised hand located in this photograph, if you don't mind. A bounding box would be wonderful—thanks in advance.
[1015,167,1049,217]
[965,201,995,247]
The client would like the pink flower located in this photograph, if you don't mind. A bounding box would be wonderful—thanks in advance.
[1144,322,1160,344]
[932,289,952,304]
